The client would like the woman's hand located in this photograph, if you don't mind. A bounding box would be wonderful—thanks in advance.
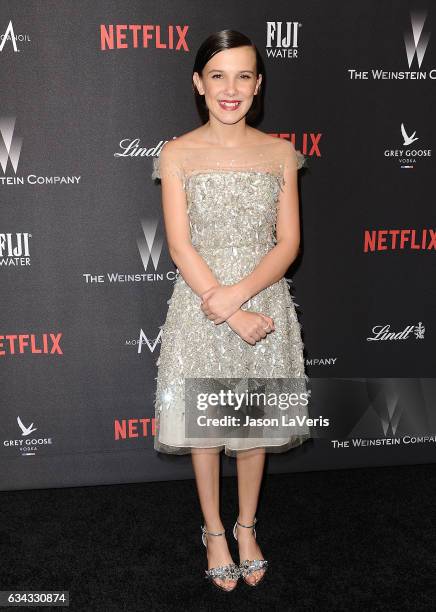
[226,310,275,346]
[200,284,245,324]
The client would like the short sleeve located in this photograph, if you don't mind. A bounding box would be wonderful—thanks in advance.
[283,140,307,172]
[151,142,185,183]
[295,148,307,170]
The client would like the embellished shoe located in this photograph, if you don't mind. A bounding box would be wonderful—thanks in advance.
[201,525,240,592]
[233,517,268,587]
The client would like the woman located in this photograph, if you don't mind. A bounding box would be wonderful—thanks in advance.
[151,29,309,591]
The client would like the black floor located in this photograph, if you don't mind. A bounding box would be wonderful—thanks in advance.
[1,463,435,611]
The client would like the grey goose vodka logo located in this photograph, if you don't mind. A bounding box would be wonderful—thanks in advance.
[17,416,37,436]
[384,122,432,168]
[2,416,53,457]
[401,123,418,146]
[0,116,81,185]
[348,9,435,80]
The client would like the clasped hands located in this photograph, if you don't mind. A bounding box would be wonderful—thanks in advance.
[200,284,275,346]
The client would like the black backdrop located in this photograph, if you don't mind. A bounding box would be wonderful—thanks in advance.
[1,1,435,491]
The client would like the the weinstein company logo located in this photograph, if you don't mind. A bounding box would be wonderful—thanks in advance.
[82,219,178,285]
[0,232,32,267]
[383,123,432,169]
[266,21,301,58]
[2,417,53,457]
[137,219,163,272]
[100,24,189,51]
[366,322,425,342]
[348,9,435,80]
[404,10,430,68]
[0,20,31,52]
[0,116,81,185]
[378,397,402,436]
[0,116,22,173]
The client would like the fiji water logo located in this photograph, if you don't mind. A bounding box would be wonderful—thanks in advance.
[265,21,302,58]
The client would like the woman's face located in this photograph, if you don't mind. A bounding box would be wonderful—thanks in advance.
[193,45,262,125]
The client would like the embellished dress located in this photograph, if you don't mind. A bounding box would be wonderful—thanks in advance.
[151,139,310,456]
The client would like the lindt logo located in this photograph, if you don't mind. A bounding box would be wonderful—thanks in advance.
[100,24,189,51]
[367,323,425,342]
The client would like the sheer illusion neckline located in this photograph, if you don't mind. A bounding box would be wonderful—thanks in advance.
[162,140,289,151]
[151,137,306,185]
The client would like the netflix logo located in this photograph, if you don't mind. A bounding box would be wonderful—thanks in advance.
[364,229,436,252]
[271,133,322,158]
[0,333,63,356]
[114,418,157,439]
[100,24,189,51]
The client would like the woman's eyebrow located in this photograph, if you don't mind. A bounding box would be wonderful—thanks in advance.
[206,69,255,74]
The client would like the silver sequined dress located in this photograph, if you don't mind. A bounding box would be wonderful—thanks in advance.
[151,139,310,456]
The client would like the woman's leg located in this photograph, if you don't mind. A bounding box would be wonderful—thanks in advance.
[191,447,238,589]
[235,447,266,585]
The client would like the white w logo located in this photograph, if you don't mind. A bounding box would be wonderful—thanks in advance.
[137,219,163,271]
[404,9,430,68]
[0,116,23,174]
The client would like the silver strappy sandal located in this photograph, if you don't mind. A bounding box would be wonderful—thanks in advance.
[233,517,268,587]
[201,525,240,591]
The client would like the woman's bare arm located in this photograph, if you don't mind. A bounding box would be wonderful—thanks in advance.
[157,141,224,297]
[235,156,301,304]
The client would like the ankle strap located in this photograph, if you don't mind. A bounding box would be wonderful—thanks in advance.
[236,517,257,529]
[201,525,225,537]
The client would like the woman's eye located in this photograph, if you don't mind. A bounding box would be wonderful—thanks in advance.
[211,74,251,79]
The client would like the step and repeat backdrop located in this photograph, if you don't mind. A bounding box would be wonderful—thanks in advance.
[1,1,435,490]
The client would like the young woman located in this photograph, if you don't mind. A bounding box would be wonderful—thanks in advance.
[152,30,309,591]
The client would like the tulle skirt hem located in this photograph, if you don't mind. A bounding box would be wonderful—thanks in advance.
[154,433,310,458]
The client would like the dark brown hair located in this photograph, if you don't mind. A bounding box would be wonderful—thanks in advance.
[192,29,265,125]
